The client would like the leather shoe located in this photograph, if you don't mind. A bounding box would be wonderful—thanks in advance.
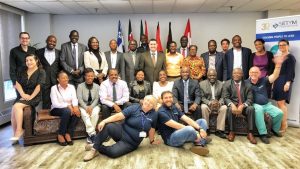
[228,131,235,142]
[190,146,209,156]
[272,129,283,137]
[215,130,227,139]
[57,135,67,146]
[247,133,257,144]
[260,136,270,144]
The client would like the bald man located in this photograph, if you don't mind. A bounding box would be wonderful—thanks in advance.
[223,68,256,144]
[247,56,284,143]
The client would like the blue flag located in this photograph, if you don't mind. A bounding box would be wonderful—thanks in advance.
[117,20,125,53]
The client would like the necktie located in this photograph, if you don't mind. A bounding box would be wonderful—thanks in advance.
[235,83,242,106]
[151,52,156,65]
[87,89,92,106]
[72,44,77,69]
[132,52,136,66]
[184,80,189,113]
[113,83,117,102]
[182,48,186,57]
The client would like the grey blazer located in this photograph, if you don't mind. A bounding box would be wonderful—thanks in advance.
[60,42,87,74]
[104,51,124,77]
[77,82,100,109]
[139,51,166,85]
[199,79,224,105]
[123,51,141,84]
[129,80,152,103]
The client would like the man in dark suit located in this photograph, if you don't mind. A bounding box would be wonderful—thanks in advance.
[105,39,124,79]
[139,38,166,85]
[36,35,61,109]
[225,35,252,80]
[202,40,227,81]
[173,67,201,120]
[60,30,87,87]
[123,39,141,84]
[137,34,149,53]
[176,35,189,58]
[222,68,256,144]
[200,69,227,138]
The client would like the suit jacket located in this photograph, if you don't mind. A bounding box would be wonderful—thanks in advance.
[139,51,166,84]
[123,51,141,84]
[225,47,252,80]
[199,80,224,105]
[129,80,152,103]
[60,42,87,75]
[202,51,227,81]
[176,47,189,57]
[104,51,124,76]
[84,51,108,76]
[36,47,61,85]
[249,51,274,76]
[172,78,201,105]
[222,79,253,107]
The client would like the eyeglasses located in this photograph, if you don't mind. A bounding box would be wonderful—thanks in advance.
[20,37,29,40]
[279,44,287,47]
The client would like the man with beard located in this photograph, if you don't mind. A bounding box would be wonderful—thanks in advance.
[36,35,61,109]
[60,30,88,88]
[223,68,256,144]
[157,91,210,156]
[99,69,130,119]
[177,36,189,58]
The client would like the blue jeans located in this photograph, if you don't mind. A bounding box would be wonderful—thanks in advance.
[167,119,208,147]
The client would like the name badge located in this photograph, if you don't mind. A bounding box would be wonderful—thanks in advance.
[139,131,146,138]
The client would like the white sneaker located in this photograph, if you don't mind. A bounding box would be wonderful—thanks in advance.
[83,149,98,162]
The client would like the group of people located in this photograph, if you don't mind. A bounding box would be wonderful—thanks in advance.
[8,30,296,160]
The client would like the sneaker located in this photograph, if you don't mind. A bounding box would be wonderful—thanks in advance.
[83,149,98,162]
[190,146,209,156]
[85,144,94,151]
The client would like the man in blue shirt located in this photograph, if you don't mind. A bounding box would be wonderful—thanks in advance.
[247,56,284,143]
[157,91,210,156]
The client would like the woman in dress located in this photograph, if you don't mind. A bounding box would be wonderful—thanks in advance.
[10,54,45,143]
[272,39,296,133]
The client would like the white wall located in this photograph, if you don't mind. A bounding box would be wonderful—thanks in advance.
[25,12,264,54]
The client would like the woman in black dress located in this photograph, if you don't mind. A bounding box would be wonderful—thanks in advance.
[10,54,45,143]
[273,39,296,133]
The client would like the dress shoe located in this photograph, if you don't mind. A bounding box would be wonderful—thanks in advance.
[247,133,257,144]
[260,135,270,144]
[57,135,67,146]
[228,131,235,142]
[83,148,99,162]
[190,146,209,156]
[206,129,210,136]
[67,140,74,145]
[215,130,227,139]
[65,133,73,145]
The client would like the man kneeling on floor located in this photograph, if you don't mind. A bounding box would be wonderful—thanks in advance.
[157,91,210,156]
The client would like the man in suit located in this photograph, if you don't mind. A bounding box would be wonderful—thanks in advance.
[36,35,61,109]
[137,34,149,53]
[202,40,227,81]
[177,36,189,58]
[139,39,166,85]
[200,69,227,138]
[105,39,124,79]
[123,39,141,84]
[223,68,256,144]
[60,30,87,88]
[225,35,252,80]
[9,32,36,86]
[173,67,201,120]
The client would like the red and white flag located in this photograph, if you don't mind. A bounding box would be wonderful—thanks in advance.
[184,19,191,47]
[156,22,163,52]
[128,19,134,42]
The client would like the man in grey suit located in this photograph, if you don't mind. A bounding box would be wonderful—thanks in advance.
[201,40,227,81]
[173,67,202,120]
[36,35,61,109]
[105,39,124,79]
[123,39,141,84]
[176,35,189,58]
[60,30,87,88]
[200,69,227,138]
[139,38,166,85]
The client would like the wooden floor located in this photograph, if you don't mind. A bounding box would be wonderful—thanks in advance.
[1,123,300,169]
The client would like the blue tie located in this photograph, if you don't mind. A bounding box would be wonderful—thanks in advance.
[184,80,189,113]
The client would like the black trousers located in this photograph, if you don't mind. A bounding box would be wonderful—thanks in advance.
[227,106,255,132]
[93,123,137,158]
[50,108,79,136]
[101,102,131,119]
[179,103,202,120]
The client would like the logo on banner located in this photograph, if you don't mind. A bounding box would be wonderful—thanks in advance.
[273,20,298,29]
[261,23,271,30]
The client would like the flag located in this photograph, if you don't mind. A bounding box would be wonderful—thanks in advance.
[145,20,148,38]
[156,22,163,52]
[184,18,191,47]
[140,20,144,45]
[117,20,125,53]
[166,22,172,53]
[128,19,134,42]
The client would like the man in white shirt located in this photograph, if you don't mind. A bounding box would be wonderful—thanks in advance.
[104,39,124,79]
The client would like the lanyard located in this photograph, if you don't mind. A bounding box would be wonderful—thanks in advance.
[141,111,150,131]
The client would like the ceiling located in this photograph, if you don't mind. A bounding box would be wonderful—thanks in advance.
[1,0,300,15]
